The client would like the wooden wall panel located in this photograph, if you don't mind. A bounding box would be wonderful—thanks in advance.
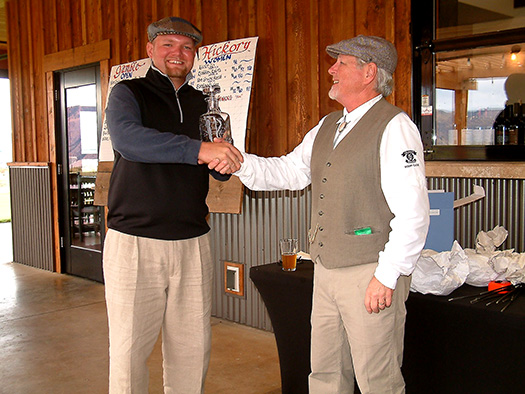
[394,0,412,116]
[7,0,412,162]
[19,0,35,161]
[137,1,155,56]
[31,0,47,163]
[227,0,256,40]
[118,0,141,63]
[42,1,58,56]
[100,0,111,42]
[286,0,320,150]
[71,0,84,48]
[109,0,120,65]
[202,0,228,44]
[57,0,73,51]
[251,0,288,156]
[318,1,355,118]
[182,0,202,30]
[85,0,102,45]
[158,0,176,19]
[356,0,389,37]
[25,0,37,161]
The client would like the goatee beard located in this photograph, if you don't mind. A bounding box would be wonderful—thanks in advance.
[328,87,337,100]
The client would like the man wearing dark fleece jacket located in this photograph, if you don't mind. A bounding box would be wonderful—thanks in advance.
[102,16,243,394]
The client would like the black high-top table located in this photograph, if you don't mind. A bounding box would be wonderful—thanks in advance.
[250,261,314,394]
[250,261,525,394]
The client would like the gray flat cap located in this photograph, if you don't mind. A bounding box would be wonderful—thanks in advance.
[326,35,397,75]
[147,17,202,44]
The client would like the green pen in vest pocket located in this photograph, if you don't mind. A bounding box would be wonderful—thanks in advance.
[354,227,372,235]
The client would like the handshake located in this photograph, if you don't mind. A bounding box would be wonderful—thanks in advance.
[198,138,244,174]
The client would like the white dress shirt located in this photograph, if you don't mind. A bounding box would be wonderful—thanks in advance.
[235,95,430,289]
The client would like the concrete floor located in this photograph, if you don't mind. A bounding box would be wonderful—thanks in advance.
[0,223,281,393]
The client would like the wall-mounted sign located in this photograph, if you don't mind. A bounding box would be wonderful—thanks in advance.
[189,36,258,152]
[98,59,151,162]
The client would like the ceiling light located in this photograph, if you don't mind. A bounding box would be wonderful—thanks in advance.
[511,45,521,61]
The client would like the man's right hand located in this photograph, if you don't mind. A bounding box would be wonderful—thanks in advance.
[198,139,244,174]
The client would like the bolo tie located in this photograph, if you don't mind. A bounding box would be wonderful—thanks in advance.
[337,120,348,133]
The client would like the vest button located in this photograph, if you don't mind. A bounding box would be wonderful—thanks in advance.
[318,242,323,247]
[322,178,327,183]
[326,162,331,167]
[320,194,324,199]
[319,226,324,231]
[318,211,324,216]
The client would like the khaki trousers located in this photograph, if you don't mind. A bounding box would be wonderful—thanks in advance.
[309,262,410,394]
[103,229,213,394]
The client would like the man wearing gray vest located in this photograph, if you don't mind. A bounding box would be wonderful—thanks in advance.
[232,36,429,393]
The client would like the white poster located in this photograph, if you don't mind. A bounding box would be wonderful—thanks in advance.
[98,36,258,162]
[98,58,151,162]
[189,37,258,152]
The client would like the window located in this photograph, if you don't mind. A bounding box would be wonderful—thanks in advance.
[0,78,11,223]
[412,0,525,160]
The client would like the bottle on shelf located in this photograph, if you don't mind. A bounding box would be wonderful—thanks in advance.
[508,103,519,145]
[199,84,233,144]
[518,103,525,145]
[494,105,511,145]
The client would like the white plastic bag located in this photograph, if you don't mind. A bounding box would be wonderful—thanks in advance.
[474,225,508,253]
[411,241,469,295]
[464,249,500,287]
[466,226,511,286]
[491,251,525,285]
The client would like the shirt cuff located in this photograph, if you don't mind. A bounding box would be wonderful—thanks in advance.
[374,263,401,290]
[233,152,250,175]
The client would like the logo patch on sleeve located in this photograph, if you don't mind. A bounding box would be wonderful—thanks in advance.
[401,150,419,168]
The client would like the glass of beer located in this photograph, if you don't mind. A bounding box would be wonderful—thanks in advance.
[280,238,298,271]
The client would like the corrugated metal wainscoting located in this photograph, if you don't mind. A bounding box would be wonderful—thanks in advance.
[211,178,525,330]
[9,165,54,271]
[428,177,524,253]
[209,187,312,331]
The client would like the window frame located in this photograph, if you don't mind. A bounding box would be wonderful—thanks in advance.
[412,1,525,161]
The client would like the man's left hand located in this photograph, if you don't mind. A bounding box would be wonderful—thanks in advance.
[364,276,394,314]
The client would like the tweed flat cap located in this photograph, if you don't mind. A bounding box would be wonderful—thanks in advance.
[326,35,397,74]
[147,17,202,44]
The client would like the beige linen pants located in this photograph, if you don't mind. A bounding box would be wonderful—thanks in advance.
[103,229,213,394]
[309,262,410,394]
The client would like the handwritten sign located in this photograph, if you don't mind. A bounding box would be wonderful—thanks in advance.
[98,58,151,161]
[189,37,258,152]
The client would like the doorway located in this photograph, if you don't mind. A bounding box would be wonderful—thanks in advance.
[56,65,105,282]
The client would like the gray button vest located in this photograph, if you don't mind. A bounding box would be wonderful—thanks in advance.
[309,98,402,268]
